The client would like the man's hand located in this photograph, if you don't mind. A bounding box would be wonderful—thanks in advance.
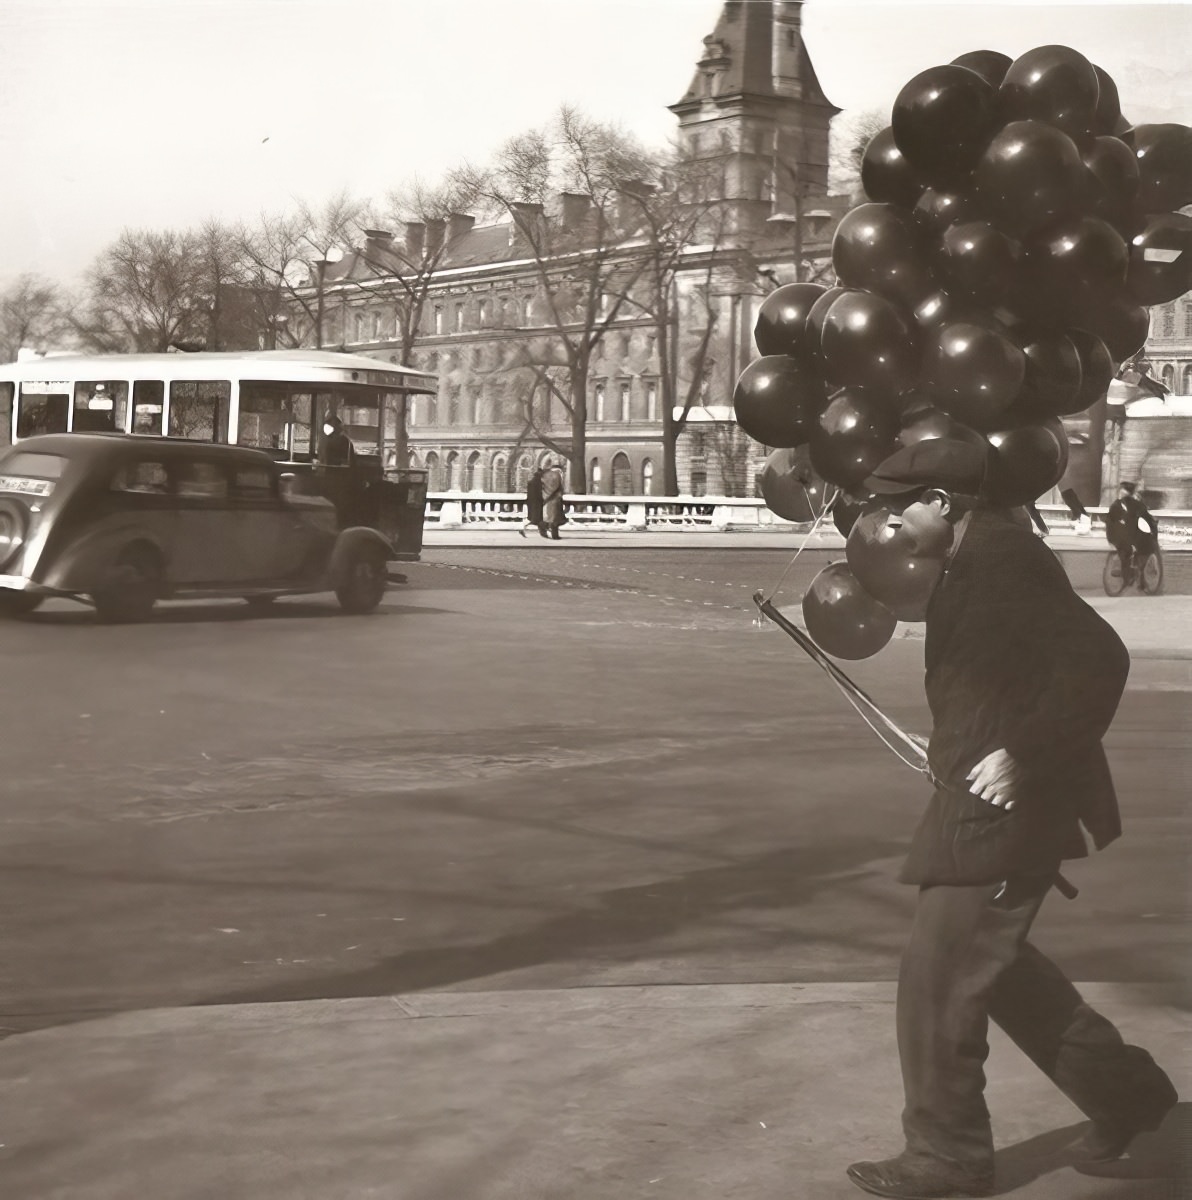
[966,748,1020,811]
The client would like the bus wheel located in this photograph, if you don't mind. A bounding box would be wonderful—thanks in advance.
[92,547,163,623]
[335,547,387,614]
[0,591,42,618]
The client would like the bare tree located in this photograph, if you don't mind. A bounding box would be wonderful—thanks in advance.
[828,109,886,201]
[458,107,658,491]
[0,274,68,362]
[75,228,211,352]
[237,192,368,349]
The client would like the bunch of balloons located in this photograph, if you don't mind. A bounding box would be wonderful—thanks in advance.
[735,43,1192,660]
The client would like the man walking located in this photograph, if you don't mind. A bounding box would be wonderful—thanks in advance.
[846,440,1177,1199]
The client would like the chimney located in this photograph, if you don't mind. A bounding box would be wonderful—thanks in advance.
[425,218,446,256]
[446,212,475,243]
[404,221,425,260]
[509,201,545,248]
[559,192,591,229]
[615,179,655,230]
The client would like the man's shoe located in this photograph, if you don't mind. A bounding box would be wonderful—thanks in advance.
[1076,1087,1178,1163]
[847,1154,993,1199]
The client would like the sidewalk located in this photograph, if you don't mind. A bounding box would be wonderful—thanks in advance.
[423,526,1191,554]
[0,982,1186,1199]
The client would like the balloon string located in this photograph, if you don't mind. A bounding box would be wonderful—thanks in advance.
[762,487,840,604]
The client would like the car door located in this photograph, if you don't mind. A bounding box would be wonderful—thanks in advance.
[228,461,301,582]
[168,455,237,584]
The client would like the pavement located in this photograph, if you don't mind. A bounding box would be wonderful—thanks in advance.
[1,532,1189,1200]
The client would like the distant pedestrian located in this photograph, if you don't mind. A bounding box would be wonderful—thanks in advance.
[520,466,546,538]
[541,459,565,540]
[1105,482,1159,586]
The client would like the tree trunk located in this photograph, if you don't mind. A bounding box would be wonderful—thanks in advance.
[568,372,587,492]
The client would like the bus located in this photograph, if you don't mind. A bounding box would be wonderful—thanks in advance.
[0,349,438,558]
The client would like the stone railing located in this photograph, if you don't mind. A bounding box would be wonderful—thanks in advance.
[426,493,1192,539]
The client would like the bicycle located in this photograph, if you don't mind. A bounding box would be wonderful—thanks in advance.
[1103,546,1164,596]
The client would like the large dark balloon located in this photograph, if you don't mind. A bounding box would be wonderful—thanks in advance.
[832,492,870,538]
[912,187,981,237]
[1132,123,1192,213]
[898,403,989,449]
[1007,333,1084,422]
[972,120,1088,237]
[733,356,827,448]
[986,418,1070,506]
[999,45,1100,140]
[802,562,897,660]
[806,287,852,363]
[951,49,1012,89]
[846,503,952,621]
[810,387,902,488]
[759,447,829,523]
[860,127,925,208]
[1068,330,1115,410]
[1082,135,1141,229]
[938,220,1022,307]
[924,318,1026,429]
[819,291,921,393]
[892,64,998,180]
[831,203,936,308]
[1092,65,1122,136]
[1019,216,1129,329]
[755,283,828,359]
[1076,297,1150,364]
[1126,212,1192,306]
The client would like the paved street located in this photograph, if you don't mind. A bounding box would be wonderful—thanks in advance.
[0,538,1188,1197]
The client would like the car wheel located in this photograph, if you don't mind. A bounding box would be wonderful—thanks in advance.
[0,591,42,618]
[91,547,163,623]
[335,546,387,614]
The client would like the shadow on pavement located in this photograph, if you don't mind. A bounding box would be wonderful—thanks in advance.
[17,598,452,625]
[194,837,904,1009]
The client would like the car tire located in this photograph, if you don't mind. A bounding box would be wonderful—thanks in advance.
[0,591,42,618]
[335,546,387,614]
[91,547,163,623]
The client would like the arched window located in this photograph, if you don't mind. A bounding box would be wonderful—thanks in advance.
[612,452,633,496]
[594,381,606,422]
[516,453,533,491]
[491,453,508,492]
[642,458,655,496]
[464,450,483,492]
[444,450,460,491]
[425,450,441,491]
[589,458,603,494]
[1182,364,1192,395]
[1162,363,1176,390]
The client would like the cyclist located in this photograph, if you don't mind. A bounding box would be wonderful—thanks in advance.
[1105,482,1159,586]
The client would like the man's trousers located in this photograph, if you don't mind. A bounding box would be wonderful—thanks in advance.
[896,874,1175,1169]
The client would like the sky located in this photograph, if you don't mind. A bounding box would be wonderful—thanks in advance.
[0,0,1189,288]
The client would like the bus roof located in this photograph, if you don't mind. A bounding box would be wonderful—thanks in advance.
[0,349,437,394]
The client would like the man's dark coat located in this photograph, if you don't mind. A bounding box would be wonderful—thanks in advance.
[1106,495,1158,550]
[901,509,1130,887]
[525,471,545,524]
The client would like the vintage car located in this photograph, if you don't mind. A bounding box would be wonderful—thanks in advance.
[0,434,396,621]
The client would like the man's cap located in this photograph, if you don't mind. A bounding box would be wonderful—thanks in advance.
[864,437,993,497]
[1120,481,1136,494]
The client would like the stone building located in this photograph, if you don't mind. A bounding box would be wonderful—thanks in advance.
[311,0,848,497]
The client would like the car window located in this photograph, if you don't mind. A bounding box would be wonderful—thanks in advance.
[112,460,169,494]
[232,464,276,500]
[174,459,229,499]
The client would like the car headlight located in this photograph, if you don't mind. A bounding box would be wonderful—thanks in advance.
[0,500,28,569]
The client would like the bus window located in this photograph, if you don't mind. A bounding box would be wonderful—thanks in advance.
[132,381,165,434]
[239,382,312,456]
[16,382,69,438]
[73,380,129,433]
[0,383,12,448]
[168,380,230,443]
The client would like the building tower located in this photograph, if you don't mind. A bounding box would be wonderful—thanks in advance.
[669,0,840,235]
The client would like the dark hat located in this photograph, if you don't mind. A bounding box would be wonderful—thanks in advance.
[1119,481,1136,494]
[865,437,993,497]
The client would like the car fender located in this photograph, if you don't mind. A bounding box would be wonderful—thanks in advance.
[327,527,393,586]
[40,520,168,593]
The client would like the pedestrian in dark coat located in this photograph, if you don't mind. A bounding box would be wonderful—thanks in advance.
[520,467,546,538]
[1105,482,1159,583]
[846,442,1177,1200]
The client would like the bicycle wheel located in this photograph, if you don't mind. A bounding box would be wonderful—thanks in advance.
[1140,551,1164,596]
[1102,552,1126,597]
